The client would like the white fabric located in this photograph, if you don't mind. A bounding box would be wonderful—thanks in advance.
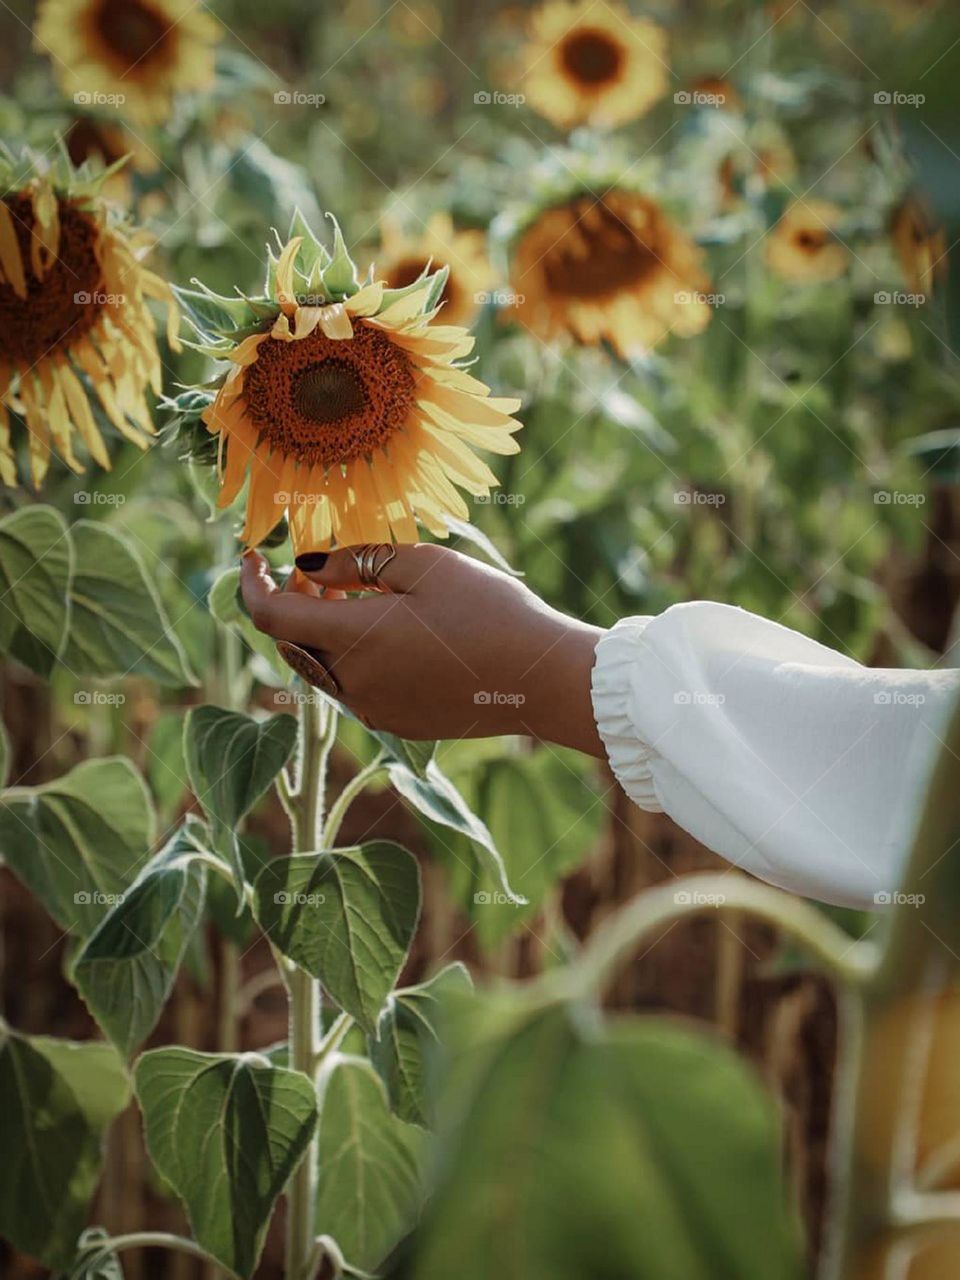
[590,602,960,908]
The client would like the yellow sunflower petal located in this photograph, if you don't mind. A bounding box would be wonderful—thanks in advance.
[0,202,27,300]
[274,236,303,315]
[318,303,354,340]
[56,360,111,469]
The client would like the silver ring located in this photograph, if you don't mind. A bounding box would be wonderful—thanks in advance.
[351,543,397,591]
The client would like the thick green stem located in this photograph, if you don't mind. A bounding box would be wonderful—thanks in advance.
[284,694,337,1280]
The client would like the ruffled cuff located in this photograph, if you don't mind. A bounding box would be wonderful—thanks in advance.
[590,616,662,812]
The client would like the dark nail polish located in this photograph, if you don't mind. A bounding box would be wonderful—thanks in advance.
[295,552,329,572]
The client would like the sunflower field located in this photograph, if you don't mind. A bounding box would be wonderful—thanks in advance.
[1,0,960,1278]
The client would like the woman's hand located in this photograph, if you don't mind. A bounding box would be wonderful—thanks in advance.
[240,544,605,756]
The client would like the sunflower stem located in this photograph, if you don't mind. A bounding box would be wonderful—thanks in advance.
[284,692,335,1280]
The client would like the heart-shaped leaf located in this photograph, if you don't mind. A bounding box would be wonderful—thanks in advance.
[0,1028,129,1268]
[387,759,523,904]
[63,521,195,687]
[0,505,72,678]
[0,757,155,936]
[253,842,420,1035]
[184,705,297,886]
[72,819,214,1055]
[207,567,290,682]
[315,1055,426,1272]
[134,1048,317,1278]
[370,963,472,1126]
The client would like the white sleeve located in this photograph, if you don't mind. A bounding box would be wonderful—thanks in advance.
[590,601,960,908]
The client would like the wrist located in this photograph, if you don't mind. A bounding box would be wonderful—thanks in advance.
[520,615,605,757]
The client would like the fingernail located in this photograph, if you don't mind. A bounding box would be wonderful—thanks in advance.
[296,552,329,572]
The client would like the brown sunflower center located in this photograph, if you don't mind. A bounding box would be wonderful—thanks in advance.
[795,228,827,252]
[93,0,172,69]
[561,29,623,86]
[543,197,661,300]
[242,321,416,468]
[0,195,104,366]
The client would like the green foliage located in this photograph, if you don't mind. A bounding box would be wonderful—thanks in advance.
[183,704,298,887]
[254,842,421,1035]
[406,994,804,1280]
[0,757,155,936]
[314,1055,426,1273]
[0,505,72,677]
[72,819,214,1056]
[0,1029,129,1268]
[134,1048,318,1278]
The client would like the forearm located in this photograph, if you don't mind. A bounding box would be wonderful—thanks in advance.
[519,615,606,758]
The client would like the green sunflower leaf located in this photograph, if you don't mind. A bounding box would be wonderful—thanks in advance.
[0,757,156,937]
[207,567,291,683]
[253,842,421,1035]
[289,206,331,278]
[71,818,213,1056]
[183,705,298,889]
[314,1055,426,1272]
[0,504,72,679]
[0,1028,130,1268]
[387,758,524,905]
[370,963,473,1126]
[63,521,196,687]
[134,1048,317,1279]
[172,283,260,343]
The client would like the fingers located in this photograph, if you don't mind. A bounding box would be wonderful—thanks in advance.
[295,542,444,594]
[240,551,382,650]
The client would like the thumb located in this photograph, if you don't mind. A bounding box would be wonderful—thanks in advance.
[295,544,435,593]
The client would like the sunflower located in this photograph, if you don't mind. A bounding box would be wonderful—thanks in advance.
[33,0,220,127]
[0,160,179,488]
[375,213,495,329]
[764,200,848,283]
[891,197,947,297]
[197,214,522,552]
[521,0,668,130]
[509,188,711,357]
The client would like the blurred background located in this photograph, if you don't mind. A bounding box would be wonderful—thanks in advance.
[1,0,959,1274]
